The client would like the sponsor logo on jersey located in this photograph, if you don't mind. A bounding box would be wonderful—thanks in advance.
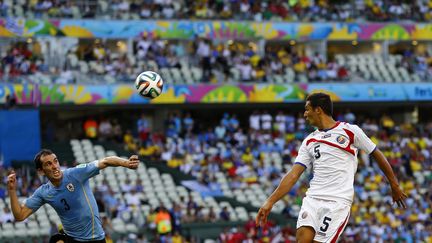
[66,183,75,192]
[321,134,331,139]
[317,232,326,236]
[336,135,347,144]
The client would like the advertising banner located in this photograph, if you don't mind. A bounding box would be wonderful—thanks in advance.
[1,19,432,40]
[1,83,431,105]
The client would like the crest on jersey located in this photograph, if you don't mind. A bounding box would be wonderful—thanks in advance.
[336,135,347,145]
[302,211,308,219]
[66,183,74,192]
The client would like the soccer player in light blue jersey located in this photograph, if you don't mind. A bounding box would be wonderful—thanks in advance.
[7,149,140,242]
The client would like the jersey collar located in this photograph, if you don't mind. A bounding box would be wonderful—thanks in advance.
[319,121,340,132]
[48,173,65,188]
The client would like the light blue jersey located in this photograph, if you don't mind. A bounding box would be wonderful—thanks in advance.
[25,161,105,241]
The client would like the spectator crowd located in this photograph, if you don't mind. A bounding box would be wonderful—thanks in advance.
[122,110,432,242]
[0,109,431,241]
[2,0,432,22]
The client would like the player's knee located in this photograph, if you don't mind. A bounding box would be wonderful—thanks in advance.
[296,226,316,243]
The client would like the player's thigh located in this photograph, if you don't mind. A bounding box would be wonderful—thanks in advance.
[296,226,317,243]
[296,197,320,242]
[314,203,350,243]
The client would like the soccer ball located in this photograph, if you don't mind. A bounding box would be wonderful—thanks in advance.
[135,71,164,99]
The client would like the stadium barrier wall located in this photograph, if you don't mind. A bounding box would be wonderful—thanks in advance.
[0,110,41,167]
[2,19,432,40]
[1,83,432,105]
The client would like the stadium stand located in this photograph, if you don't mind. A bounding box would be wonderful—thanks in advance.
[2,39,432,84]
[2,0,432,22]
[1,100,432,241]
[119,111,432,242]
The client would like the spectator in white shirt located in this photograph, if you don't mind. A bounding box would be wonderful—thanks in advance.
[121,179,134,193]
[275,111,286,133]
[197,38,212,82]
[137,35,152,58]
[249,111,260,131]
[162,4,175,18]
[215,122,226,140]
[125,190,141,207]
[118,0,130,12]
[236,59,253,82]
[0,207,13,224]
[140,4,152,18]
[261,111,272,131]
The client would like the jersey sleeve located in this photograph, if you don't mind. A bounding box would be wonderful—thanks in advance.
[24,187,44,212]
[68,161,100,183]
[351,125,376,154]
[293,139,313,168]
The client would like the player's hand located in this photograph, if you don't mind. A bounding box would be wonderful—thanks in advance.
[256,200,274,227]
[7,171,17,191]
[126,155,140,170]
[391,184,407,209]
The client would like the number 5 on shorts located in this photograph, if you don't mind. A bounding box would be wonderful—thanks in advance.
[320,216,332,232]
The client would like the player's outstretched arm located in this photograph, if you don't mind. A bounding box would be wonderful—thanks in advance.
[256,163,306,226]
[7,171,34,221]
[371,149,407,208]
[97,155,140,170]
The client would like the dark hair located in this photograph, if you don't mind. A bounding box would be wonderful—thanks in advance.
[306,92,333,116]
[34,149,54,169]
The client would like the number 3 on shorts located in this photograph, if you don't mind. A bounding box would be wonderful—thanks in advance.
[320,216,332,232]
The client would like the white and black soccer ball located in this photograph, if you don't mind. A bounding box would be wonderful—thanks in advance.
[135,71,164,99]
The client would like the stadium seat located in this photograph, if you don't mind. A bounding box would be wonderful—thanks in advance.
[191,67,203,82]
[15,222,27,233]
[298,74,308,83]
[147,60,158,70]
[106,150,117,156]
[39,226,51,237]
[112,218,126,233]
[182,69,193,83]
[171,68,185,83]
[204,239,217,243]
[411,74,421,82]
[2,223,14,237]
[237,212,248,221]
[251,201,262,208]
[273,75,284,83]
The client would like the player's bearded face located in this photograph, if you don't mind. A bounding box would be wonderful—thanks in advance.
[40,154,63,180]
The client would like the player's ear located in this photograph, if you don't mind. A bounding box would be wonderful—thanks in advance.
[37,168,46,176]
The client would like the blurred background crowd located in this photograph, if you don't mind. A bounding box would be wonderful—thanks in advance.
[2,0,432,22]
[2,110,431,242]
[2,35,432,84]
[1,0,432,242]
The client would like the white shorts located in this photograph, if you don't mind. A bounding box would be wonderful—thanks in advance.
[296,196,350,242]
